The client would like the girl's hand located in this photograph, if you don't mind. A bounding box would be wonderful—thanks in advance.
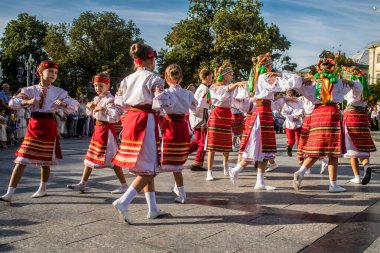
[93,105,105,113]
[22,98,38,106]
[54,99,68,107]
[86,102,96,110]
[285,97,298,103]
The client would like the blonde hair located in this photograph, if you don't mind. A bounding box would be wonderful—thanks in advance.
[165,64,183,83]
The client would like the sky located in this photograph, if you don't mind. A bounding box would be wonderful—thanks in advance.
[0,0,379,69]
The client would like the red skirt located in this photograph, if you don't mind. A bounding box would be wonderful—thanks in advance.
[240,105,276,153]
[160,117,190,169]
[85,122,117,166]
[16,114,62,161]
[206,107,232,152]
[297,114,311,161]
[231,113,244,136]
[239,112,252,154]
[302,104,343,157]
[112,109,160,168]
[343,110,376,152]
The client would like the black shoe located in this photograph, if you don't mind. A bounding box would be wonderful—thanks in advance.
[191,166,207,171]
[287,145,292,157]
[362,167,372,185]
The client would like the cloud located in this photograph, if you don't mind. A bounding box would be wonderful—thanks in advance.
[262,0,380,68]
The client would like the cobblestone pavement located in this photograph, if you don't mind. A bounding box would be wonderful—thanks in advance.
[1,134,379,252]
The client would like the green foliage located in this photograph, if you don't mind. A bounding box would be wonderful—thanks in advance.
[158,0,295,84]
[370,82,380,102]
[44,11,143,96]
[0,13,48,88]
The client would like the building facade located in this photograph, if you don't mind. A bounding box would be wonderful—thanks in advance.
[368,42,380,85]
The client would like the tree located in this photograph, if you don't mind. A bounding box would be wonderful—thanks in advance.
[157,0,295,84]
[0,13,48,88]
[44,11,143,95]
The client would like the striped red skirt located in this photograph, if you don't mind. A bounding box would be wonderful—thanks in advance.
[240,105,276,153]
[206,107,232,152]
[239,112,252,154]
[231,113,244,136]
[343,109,376,153]
[302,104,343,157]
[297,114,311,161]
[16,113,62,162]
[160,115,190,172]
[85,122,117,166]
[112,108,160,169]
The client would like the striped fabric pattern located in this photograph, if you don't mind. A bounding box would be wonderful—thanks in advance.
[112,109,160,169]
[160,118,190,172]
[244,105,277,153]
[343,110,376,152]
[239,113,252,154]
[302,104,343,157]
[206,107,232,152]
[231,113,244,136]
[16,117,61,161]
[85,123,116,165]
[297,114,311,161]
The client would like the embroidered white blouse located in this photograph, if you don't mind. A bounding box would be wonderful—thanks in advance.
[9,84,78,114]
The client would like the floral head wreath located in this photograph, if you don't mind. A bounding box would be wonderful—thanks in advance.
[316,58,335,73]
[257,53,272,68]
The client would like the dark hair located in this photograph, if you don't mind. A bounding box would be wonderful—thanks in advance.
[199,68,212,80]
[129,43,154,61]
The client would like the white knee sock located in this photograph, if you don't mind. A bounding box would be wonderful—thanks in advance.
[298,166,308,176]
[145,191,159,213]
[4,187,16,196]
[233,164,244,173]
[119,186,138,208]
[256,171,265,185]
[177,186,186,198]
[37,182,48,192]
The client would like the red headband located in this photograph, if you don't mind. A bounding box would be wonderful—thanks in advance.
[133,50,157,65]
[93,76,110,85]
[36,60,58,76]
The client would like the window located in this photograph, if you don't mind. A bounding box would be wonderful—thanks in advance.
[377,53,380,63]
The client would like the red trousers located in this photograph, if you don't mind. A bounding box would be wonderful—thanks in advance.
[189,128,207,167]
[285,127,301,148]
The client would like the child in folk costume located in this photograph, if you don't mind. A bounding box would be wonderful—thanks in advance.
[155,64,196,203]
[297,73,329,174]
[67,72,128,194]
[205,63,246,181]
[188,68,213,171]
[292,58,358,193]
[228,53,302,190]
[112,43,166,223]
[281,89,304,157]
[343,66,376,185]
[0,60,79,202]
